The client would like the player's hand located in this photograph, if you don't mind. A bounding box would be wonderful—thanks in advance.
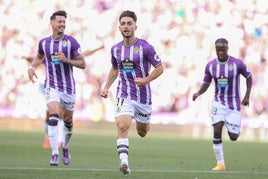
[28,68,38,84]
[192,93,200,101]
[241,97,249,106]
[134,77,147,87]
[100,89,109,98]
[57,51,67,63]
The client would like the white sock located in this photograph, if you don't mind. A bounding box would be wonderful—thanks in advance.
[62,121,73,149]
[44,120,48,138]
[213,143,225,165]
[117,138,129,164]
[58,119,63,144]
[48,117,59,155]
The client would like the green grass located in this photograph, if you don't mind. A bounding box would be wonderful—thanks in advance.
[0,128,267,179]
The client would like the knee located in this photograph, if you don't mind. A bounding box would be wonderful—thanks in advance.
[137,129,147,137]
[117,123,129,133]
[229,133,239,141]
[213,130,222,139]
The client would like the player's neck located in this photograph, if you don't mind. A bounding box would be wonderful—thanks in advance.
[123,36,137,46]
[52,33,64,40]
[218,55,229,62]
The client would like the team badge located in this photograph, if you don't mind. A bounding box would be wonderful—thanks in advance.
[62,40,67,48]
[134,46,139,54]
[228,64,233,71]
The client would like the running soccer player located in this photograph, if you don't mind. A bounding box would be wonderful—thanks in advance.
[192,38,252,171]
[100,10,164,175]
[28,10,85,166]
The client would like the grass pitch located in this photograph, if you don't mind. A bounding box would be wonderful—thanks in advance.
[0,128,267,179]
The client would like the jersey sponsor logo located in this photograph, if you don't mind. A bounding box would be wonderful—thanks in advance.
[50,52,61,65]
[217,75,229,88]
[121,59,136,73]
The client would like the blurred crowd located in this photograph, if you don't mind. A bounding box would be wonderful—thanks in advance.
[0,0,268,127]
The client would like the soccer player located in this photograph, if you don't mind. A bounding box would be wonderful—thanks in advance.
[27,10,85,166]
[192,38,252,171]
[24,45,104,149]
[100,10,164,175]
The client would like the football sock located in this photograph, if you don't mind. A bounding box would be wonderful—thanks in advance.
[48,114,59,155]
[117,138,129,164]
[58,119,63,144]
[213,139,225,165]
[62,121,73,149]
[44,120,48,138]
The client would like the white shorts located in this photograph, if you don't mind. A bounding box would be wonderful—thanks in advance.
[115,98,152,124]
[44,87,76,111]
[210,101,241,134]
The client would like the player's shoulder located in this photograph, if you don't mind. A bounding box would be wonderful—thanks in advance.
[63,34,78,41]
[229,56,244,64]
[39,36,51,43]
[207,58,217,64]
[111,41,123,49]
[136,38,152,46]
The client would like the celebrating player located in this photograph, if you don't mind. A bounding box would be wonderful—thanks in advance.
[100,10,164,175]
[28,10,85,166]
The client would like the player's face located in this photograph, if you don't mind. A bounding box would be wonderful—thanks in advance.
[51,16,66,35]
[119,17,137,38]
[216,46,228,62]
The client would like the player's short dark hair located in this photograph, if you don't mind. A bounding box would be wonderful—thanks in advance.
[215,38,228,46]
[119,10,137,22]
[50,10,67,20]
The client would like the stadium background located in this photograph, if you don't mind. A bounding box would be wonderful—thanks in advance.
[0,0,268,141]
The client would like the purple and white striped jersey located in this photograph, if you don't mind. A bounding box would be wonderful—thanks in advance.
[203,56,251,111]
[38,34,82,95]
[111,38,162,105]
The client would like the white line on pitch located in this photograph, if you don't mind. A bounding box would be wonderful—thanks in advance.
[0,167,268,175]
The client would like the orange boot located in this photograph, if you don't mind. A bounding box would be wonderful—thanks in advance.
[42,137,50,149]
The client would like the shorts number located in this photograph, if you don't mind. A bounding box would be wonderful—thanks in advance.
[212,107,217,115]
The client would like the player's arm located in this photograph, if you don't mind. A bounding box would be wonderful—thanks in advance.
[58,52,85,69]
[100,67,119,98]
[83,45,104,57]
[134,64,164,87]
[28,53,44,83]
[192,83,210,101]
[241,75,252,106]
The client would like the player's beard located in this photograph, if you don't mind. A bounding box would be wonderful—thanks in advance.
[121,30,133,38]
[57,31,64,36]
[57,26,65,35]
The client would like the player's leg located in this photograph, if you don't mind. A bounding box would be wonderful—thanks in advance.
[42,110,50,148]
[57,118,63,148]
[134,102,151,137]
[226,109,241,141]
[47,101,61,166]
[212,122,226,170]
[59,92,76,165]
[61,109,74,165]
[210,101,226,171]
[116,115,132,175]
[136,122,150,137]
[115,98,133,175]
[45,87,61,166]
